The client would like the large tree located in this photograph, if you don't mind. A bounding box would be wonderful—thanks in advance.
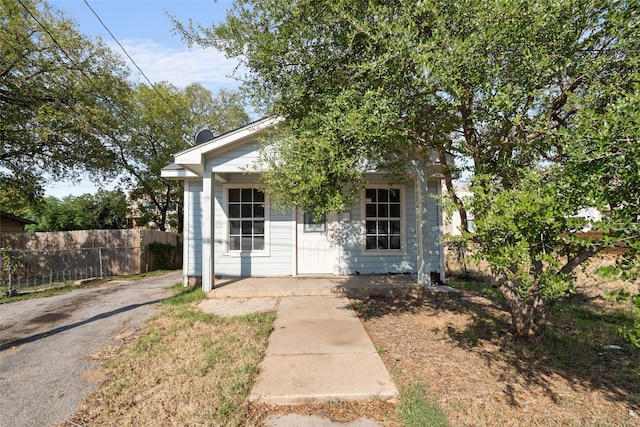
[182,0,639,338]
[0,0,132,204]
[116,83,249,232]
[26,190,129,231]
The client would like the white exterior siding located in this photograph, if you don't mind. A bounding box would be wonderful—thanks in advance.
[210,174,294,277]
[209,141,261,172]
[165,118,447,287]
[336,176,417,275]
[185,180,203,279]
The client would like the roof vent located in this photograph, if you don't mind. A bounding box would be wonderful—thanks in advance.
[195,129,214,145]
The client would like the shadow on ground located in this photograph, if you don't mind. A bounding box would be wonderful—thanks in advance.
[348,276,640,411]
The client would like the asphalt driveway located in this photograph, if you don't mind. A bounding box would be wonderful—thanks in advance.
[0,270,182,427]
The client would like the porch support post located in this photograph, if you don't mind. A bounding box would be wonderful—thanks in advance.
[292,208,298,276]
[182,181,191,287]
[202,171,215,292]
[415,162,431,287]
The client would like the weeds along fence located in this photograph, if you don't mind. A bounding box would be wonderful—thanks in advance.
[0,229,182,294]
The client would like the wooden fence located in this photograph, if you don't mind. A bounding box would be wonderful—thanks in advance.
[1,230,182,290]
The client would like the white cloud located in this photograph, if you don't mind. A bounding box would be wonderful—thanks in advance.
[113,39,244,93]
[45,41,248,198]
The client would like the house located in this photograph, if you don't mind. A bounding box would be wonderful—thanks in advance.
[0,211,36,234]
[161,117,447,292]
[444,182,606,235]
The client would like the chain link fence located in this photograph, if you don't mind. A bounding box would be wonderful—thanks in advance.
[0,247,142,295]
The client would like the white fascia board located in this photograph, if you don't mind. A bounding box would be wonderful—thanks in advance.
[160,164,200,180]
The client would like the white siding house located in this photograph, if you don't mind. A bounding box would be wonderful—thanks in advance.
[162,117,447,291]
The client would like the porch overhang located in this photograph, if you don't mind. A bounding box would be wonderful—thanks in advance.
[160,163,200,179]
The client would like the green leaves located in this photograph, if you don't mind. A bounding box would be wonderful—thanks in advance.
[25,190,129,232]
[193,0,639,338]
[605,289,640,348]
[117,83,250,232]
[1,0,132,199]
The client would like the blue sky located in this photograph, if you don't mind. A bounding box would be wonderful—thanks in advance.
[45,0,242,197]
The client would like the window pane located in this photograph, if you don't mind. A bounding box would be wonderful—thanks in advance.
[254,236,265,250]
[254,189,265,202]
[254,221,264,234]
[241,237,253,251]
[229,204,240,218]
[377,236,389,249]
[230,236,240,251]
[254,204,265,218]
[378,189,389,202]
[366,221,377,234]
[365,188,376,202]
[242,221,253,235]
[378,221,388,234]
[390,235,401,249]
[389,190,400,203]
[366,236,377,249]
[390,220,401,234]
[365,204,376,218]
[378,204,388,218]
[390,203,401,218]
[241,188,253,202]
[230,220,241,235]
[229,188,240,202]
[241,204,252,218]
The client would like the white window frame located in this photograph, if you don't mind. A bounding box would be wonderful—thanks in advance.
[223,184,270,257]
[360,185,406,256]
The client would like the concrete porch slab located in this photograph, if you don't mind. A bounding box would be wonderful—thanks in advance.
[207,275,456,299]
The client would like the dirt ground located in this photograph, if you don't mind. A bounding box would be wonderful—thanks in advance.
[61,258,639,426]
[256,256,640,426]
[350,256,640,427]
[355,295,638,426]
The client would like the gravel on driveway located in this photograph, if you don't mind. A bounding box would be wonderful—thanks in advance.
[0,270,182,427]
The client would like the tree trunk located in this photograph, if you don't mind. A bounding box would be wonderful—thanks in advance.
[177,203,184,234]
[438,148,469,233]
[498,278,549,339]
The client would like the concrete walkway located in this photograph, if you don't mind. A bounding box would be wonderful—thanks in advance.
[201,275,455,406]
[249,295,398,404]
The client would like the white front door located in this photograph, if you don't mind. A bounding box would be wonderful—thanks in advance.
[297,210,335,274]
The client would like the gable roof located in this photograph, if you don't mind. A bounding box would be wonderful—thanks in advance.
[0,211,36,225]
[162,116,283,179]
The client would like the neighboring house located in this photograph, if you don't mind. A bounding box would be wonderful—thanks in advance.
[443,181,474,236]
[571,207,604,231]
[444,182,605,235]
[0,212,36,234]
[161,117,447,291]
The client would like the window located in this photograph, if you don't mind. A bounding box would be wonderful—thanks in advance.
[228,188,265,252]
[303,213,326,233]
[364,188,402,251]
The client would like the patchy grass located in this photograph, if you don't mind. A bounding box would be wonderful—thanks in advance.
[105,269,173,281]
[446,278,503,300]
[0,284,80,303]
[398,382,449,427]
[57,256,640,426]
[354,263,640,426]
[0,269,173,304]
[66,285,275,427]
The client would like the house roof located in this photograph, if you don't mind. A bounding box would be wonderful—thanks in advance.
[0,211,36,225]
[162,116,284,179]
[161,115,453,180]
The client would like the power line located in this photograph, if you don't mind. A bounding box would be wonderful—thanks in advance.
[16,0,97,88]
[82,0,181,116]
